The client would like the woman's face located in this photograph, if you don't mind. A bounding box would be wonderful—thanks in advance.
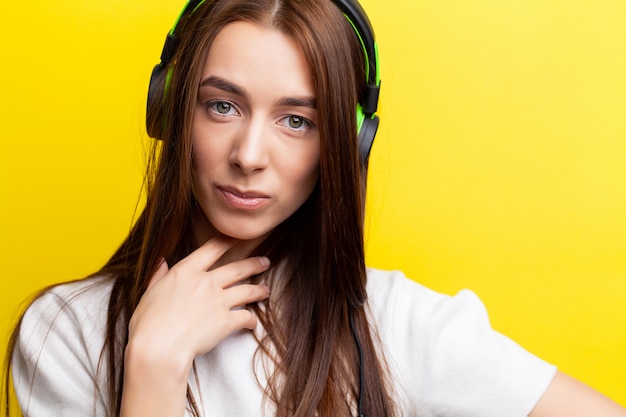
[191,20,320,242]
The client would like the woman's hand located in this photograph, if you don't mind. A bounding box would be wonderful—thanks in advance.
[120,236,271,417]
[128,236,270,362]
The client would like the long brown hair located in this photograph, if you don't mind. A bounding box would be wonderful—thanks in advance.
[5,1,395,416]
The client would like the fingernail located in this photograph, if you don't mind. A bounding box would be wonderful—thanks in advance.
[258,256,270,268]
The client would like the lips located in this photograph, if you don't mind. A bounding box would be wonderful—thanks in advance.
[216,185,270,210]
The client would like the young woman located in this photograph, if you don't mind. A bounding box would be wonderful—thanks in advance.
[5,0,626,416]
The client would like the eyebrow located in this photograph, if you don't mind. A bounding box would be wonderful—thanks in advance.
[199,76,248,98]
[199,75,317,109]
[275,96,317,109]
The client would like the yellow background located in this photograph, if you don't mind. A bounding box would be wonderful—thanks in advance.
[1,0,625,407]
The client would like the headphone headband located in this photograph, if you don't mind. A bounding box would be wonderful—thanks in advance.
[332,0,380,114]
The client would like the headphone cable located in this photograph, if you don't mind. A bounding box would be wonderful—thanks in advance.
[349,307,365,417]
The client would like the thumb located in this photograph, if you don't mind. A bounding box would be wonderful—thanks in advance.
[146,258,169,291]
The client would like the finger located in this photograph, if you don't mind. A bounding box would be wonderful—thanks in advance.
[146,258,169,291]
[224,283,270,308]
[212,256,271,289]
[180,235,239,271]
[228,308,259,332]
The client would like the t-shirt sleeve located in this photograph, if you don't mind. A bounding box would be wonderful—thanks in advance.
[12,281,111,417]
[366,269,557,417]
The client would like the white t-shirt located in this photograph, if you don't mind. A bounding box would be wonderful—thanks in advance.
[12,269,556,416]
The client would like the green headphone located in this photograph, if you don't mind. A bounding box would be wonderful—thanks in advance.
[147,0,381,165]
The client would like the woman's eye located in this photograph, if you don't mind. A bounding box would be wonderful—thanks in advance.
[289,116,304,129]
[208,101,237,116]
[279,115,312,131]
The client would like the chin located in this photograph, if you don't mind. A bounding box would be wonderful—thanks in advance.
[213,221,273,242]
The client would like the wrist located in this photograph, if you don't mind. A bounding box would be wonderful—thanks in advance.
[124,337,193,381]
[120,340,192,417]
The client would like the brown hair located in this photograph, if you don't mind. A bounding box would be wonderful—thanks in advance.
[5,1,395,416]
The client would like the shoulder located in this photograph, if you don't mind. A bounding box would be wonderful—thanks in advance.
[365,268,495,360]
[366,268,486,337]
[16,276,115,374]
[18,276,114,346]
[366,268,456,319]
[365,268,557,416]
[12,276,115,416]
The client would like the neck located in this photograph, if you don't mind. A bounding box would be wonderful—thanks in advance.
[191,204,266,270]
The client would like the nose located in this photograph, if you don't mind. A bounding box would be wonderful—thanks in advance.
[229,117,269,174]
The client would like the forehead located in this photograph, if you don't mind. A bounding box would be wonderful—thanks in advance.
[201,20,314,97]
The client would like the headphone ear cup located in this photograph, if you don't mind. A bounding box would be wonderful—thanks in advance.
[356,103,379,166]
[146,64,168,140]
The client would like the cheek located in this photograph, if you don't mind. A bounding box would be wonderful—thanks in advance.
[191,131,229,173]
[191,113,229,167]
[288,148,320,194]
